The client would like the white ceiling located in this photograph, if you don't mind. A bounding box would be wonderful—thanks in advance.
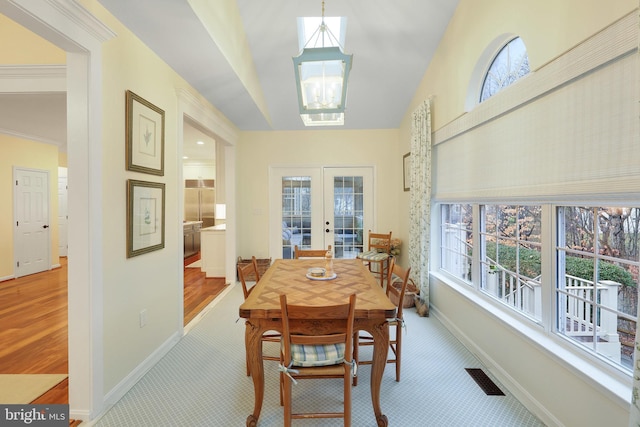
[1,1,460,159]
[183,118,216,165]
[0,93,66,147]
[97,0,459,131]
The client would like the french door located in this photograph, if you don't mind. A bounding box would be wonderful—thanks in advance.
[269,166,373,259]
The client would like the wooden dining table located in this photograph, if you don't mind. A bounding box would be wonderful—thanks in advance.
[239,258,397,427]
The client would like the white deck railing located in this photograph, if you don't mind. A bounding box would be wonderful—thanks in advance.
[485,268,541,318]
[442,223,623,362]
[486,265,622,362]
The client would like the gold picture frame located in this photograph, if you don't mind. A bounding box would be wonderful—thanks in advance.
[403,152,410,192]
[127,179,165,258]
[126,90,165,176]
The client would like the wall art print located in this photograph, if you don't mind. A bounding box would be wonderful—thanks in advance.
[126,90,165,176]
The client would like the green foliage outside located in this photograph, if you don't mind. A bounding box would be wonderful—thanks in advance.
[486,242,636,288]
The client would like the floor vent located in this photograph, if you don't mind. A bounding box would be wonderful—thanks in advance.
[465,368,505,396]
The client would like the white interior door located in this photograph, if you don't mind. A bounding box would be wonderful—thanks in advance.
[58,167,68,257]
[14,167,50,277]
[269,166,373,259]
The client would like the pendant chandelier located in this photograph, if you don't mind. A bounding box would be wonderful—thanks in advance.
[292,1,353,126]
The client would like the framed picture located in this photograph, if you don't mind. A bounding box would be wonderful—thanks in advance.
[127,179,165,258]
[403,152,410,192]
[126,90,165,176]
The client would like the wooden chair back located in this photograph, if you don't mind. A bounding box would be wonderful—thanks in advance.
[367,230,392,253]
[386,258,412,319]
[280,292,355,358]
[279,293,356,426]
[238,256,260,299]
[293,244,332,259]
[353,258,411,386]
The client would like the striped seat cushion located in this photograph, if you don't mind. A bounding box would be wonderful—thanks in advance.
[289,343,345,367]
[357,250,390,261]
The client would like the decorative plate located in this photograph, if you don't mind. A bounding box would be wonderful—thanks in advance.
[305,272,337,281]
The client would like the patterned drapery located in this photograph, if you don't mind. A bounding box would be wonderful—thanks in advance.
[408,99,432,314]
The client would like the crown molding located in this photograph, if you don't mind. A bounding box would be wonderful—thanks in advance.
[0,64,66,93]
[0,126,64,148]
[38,0,116,43]
[177,87,239,145]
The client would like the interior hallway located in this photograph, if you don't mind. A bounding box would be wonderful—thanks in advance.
[0,255,226,405]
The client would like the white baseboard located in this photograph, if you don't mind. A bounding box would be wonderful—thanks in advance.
[431,306,563,427]
[0,275,15,282]
[101,330,182,413]
[69,409,91,425]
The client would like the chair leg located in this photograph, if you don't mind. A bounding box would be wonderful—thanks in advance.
[395,323,402,382]
[245,326,250,376]
[279,370,284,406]
[352,332,359,386]
[344,371,352,427]
[283,375,292,427]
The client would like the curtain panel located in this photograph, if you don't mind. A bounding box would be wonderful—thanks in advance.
[409,99,432,315]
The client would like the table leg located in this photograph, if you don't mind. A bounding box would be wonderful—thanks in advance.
[369,320,390,427]
[245,320,265,427]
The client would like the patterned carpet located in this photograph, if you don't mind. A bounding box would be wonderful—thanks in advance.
[95,283,545,426]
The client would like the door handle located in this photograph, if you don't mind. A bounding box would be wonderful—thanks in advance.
[43,225,49,229]
[325,228,331,233]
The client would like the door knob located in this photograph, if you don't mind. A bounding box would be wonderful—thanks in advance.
[42,225,49,229]
[325,228,330,233]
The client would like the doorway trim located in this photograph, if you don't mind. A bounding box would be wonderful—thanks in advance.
[177,88,238,301]
[0,0,115,421]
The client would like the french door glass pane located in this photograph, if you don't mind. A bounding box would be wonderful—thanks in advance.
[333,175,364,259]
[281,176,311,259]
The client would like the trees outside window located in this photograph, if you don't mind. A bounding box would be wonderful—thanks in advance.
[439,203,639,372]
[480,37,530,102]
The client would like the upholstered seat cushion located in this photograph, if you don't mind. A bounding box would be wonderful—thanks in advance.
[289,343,345,367]
[357,250,390,262]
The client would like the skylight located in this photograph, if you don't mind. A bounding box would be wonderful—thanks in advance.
[296,16,347,51]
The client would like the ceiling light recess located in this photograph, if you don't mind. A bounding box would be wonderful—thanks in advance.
[292,1,352,126]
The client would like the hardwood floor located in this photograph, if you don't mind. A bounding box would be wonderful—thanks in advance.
[0,255,226,412]
[0,259,68,374]
[184,264,226,325]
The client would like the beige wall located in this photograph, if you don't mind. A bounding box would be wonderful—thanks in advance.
[0,13,65,64]
[1,0,236,405]
[0,135,60,277]
[0,14,66,280]
[403,0,636,133]
[78,1,198,393]
[58,151,67,168]
[394,0,638,426]
[4,0,638,423]
[236,129,403,260]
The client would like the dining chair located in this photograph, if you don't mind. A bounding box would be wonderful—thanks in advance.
[237,256,279,376]
[293,244,332,259]
[353,258,411,386]
[357,230,392,287]
[278,293,357,427]
[238,256,261,299]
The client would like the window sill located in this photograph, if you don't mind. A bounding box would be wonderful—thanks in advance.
[431,270,632,410]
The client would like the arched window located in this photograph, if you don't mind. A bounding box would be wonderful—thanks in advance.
[479,37,530,102]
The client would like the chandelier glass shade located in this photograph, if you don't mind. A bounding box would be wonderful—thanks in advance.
[293,3,352,126]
